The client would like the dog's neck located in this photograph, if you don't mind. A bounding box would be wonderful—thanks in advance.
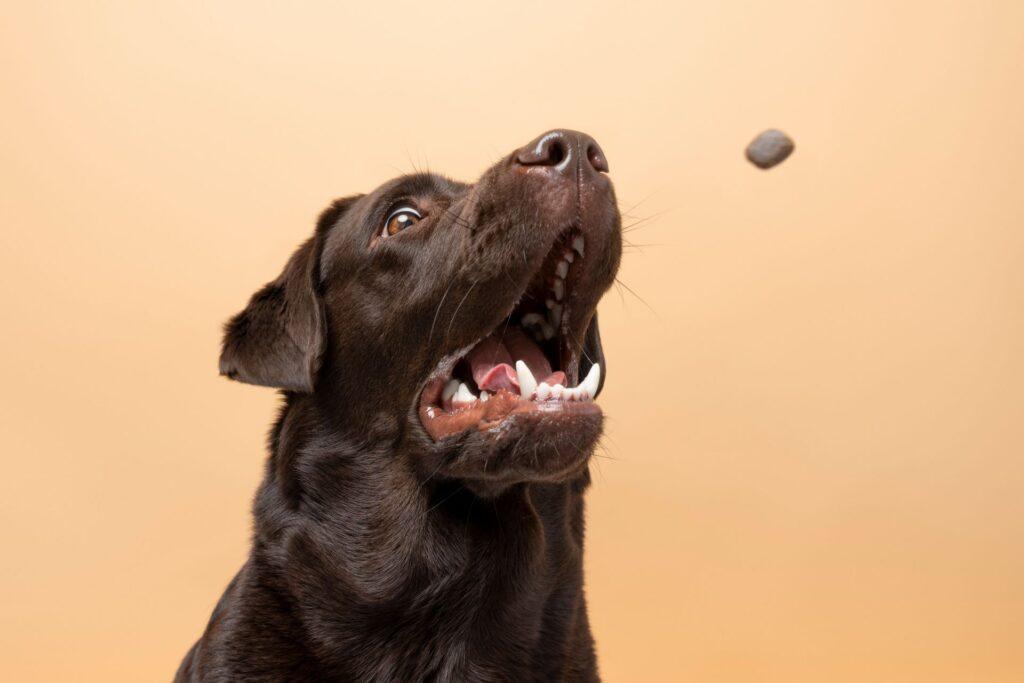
[240,395,592,678]
[254,394,589,610]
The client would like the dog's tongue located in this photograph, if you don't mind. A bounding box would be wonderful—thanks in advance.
[467,327,556,393]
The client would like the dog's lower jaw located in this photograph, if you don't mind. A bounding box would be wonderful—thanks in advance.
[411,396,604,498]
[177,399,600,682]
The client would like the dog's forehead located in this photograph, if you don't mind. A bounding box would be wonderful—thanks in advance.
[368,172,469,208]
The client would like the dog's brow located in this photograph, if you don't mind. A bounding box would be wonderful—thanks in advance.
[384,174,449,199]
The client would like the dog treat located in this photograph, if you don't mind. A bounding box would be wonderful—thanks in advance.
[745,129,795,169]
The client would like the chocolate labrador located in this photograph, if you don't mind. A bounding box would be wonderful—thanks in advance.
[176,129,622,682]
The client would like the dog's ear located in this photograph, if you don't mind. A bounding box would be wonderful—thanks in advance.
[218,197,358,392]
[218,237,323,392]
[581,311,607,398]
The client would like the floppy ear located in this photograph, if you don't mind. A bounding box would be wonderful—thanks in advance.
[580,311,607,398]
[218,196,359,392]
[218,236,325,392]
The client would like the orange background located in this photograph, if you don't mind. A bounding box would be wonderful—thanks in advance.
[2,2,1022,681]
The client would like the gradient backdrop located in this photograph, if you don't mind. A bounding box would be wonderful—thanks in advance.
[2,2,1022,681]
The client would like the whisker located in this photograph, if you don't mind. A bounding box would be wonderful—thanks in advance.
[599,433,625,459]
[419,457,448,488]
[618,192,657,217]
[613,280,628,307]
[444,280,479,339]
[489,315,513,367]
[426,484,465,513]
[404,147,419,175]
[441,206,473,231]
[615,277,658,318]
[621,210,666,234]
[428,279,457,341]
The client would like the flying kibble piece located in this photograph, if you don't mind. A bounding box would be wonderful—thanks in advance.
[745,129,795,169]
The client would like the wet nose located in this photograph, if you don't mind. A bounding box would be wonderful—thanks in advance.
[514,129,609,176]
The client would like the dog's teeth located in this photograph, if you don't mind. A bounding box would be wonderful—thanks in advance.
[442,379,460,402]
[562,387,578,401]
[556,261,569,279]
[521,312,544,325]
[479,391,489,402]
[553,279,564,301]
[541,322,555,340]
[549,304,562,329]
[453,382,477,404]
[578,363,600,399]
[550,383,566,400]
[573,235,585,256]
[515,360,537,399]
[563,250,575,263]
[535,382,552,401]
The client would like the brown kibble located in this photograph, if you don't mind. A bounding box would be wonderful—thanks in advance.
[745,129,795,169]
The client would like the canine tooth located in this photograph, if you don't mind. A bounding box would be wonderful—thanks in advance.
[453,383,477,404]
[515,360,537,399]
[556,261,569,279]
[563,250,574,263]
[442,379,460,402]
[573,235,585,256]
[535,382,552,400]
[541,322,555,340]
[578,363,600,398]
[553,279,564,301]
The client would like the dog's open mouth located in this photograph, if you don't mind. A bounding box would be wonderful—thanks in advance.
[418,229,602,441]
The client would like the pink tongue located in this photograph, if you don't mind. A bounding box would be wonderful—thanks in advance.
[466,327,553,393]
[478,364,518,393]
[502,327,552,378]
[543,371,566,386]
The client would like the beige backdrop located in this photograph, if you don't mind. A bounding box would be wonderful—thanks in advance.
[2,2,1022,681]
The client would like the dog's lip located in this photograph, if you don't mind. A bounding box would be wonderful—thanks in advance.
[413,323,601,441]
[417,378,602,442]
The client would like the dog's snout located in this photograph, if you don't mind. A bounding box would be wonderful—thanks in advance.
[514,129,609,176]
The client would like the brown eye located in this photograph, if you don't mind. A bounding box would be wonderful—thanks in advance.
[383,207,421,236]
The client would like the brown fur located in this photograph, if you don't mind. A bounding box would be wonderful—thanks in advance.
[177,130,622,681]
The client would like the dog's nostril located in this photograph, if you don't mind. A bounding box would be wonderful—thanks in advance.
[517,133,569,168]
[586,143,609,173]
[546,140,566,165]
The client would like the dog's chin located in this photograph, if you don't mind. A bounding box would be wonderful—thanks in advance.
[426,403,602,495]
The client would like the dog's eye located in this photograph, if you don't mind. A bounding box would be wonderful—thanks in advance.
[383,207,422,237]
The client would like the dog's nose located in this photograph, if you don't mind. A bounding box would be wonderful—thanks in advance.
[514,129,609,177]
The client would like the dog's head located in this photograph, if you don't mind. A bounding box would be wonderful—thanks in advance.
[220,130,621,493]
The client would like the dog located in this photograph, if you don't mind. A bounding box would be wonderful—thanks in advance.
[176,129,623,682]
